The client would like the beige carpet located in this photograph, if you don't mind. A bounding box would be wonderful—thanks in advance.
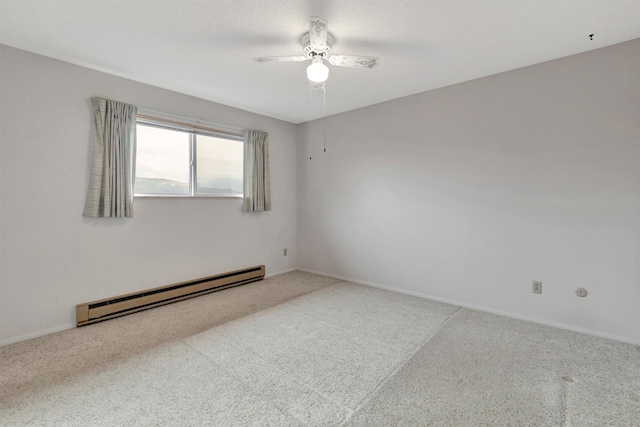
[1,271,639,426]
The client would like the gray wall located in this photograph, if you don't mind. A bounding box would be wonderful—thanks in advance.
[0,45,298,345]
[298,39,640,344]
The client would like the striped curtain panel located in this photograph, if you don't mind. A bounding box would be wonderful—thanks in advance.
[82,97,137,218]
[243,130,271,212]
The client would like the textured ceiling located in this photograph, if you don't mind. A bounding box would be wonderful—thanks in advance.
[1,0,639,123]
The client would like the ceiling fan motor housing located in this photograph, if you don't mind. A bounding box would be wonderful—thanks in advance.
[301,32,334,58]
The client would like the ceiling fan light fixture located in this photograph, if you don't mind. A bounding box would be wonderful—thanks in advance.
[253,17,378,85]
[306,56,329,82]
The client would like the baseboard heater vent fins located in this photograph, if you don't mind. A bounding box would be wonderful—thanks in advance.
[76,265,265,327]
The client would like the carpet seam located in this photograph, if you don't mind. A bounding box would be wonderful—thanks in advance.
[340,306,464,426]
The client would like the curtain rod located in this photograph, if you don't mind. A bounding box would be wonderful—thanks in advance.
[136,113,244,138]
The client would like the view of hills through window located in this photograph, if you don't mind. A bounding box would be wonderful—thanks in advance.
[196,134,243,195]
[135,124,243,196]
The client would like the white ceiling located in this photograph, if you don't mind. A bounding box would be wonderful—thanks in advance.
[1,0,639,124]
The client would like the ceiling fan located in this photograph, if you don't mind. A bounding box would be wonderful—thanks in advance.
[253,16,379,84]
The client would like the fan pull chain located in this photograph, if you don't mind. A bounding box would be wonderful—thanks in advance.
[308,82,313,160]
[323,83,327,153]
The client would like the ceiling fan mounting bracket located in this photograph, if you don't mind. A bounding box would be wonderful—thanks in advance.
[301,31,335,58]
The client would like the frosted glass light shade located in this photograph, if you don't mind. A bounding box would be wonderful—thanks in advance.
[307,60,329,82]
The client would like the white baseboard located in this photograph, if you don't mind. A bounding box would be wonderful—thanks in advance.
[298,268,640,347]
[0,322,75,347]
[265,268,297,278]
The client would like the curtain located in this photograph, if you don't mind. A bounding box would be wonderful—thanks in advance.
[82,97,137,218]
[243,130,271,212]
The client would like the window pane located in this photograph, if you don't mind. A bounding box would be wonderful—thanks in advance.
[135,124,190,195]
[196,135,243,196]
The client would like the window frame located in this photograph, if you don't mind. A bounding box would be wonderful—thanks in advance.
[134,116,244,199]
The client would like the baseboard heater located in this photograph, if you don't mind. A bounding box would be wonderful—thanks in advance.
[76,265,265,327]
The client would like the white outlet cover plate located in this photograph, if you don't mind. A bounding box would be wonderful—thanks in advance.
[532,281,542,294]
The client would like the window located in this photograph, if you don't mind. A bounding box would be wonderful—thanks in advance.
[134,117,243,197]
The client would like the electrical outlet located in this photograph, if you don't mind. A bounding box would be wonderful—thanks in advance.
[283,248,287,256]
[532,281,542,294]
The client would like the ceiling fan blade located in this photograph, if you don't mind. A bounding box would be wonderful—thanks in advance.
[309,16,328,49]
[254,55,309,63]
[328,54,379,69]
